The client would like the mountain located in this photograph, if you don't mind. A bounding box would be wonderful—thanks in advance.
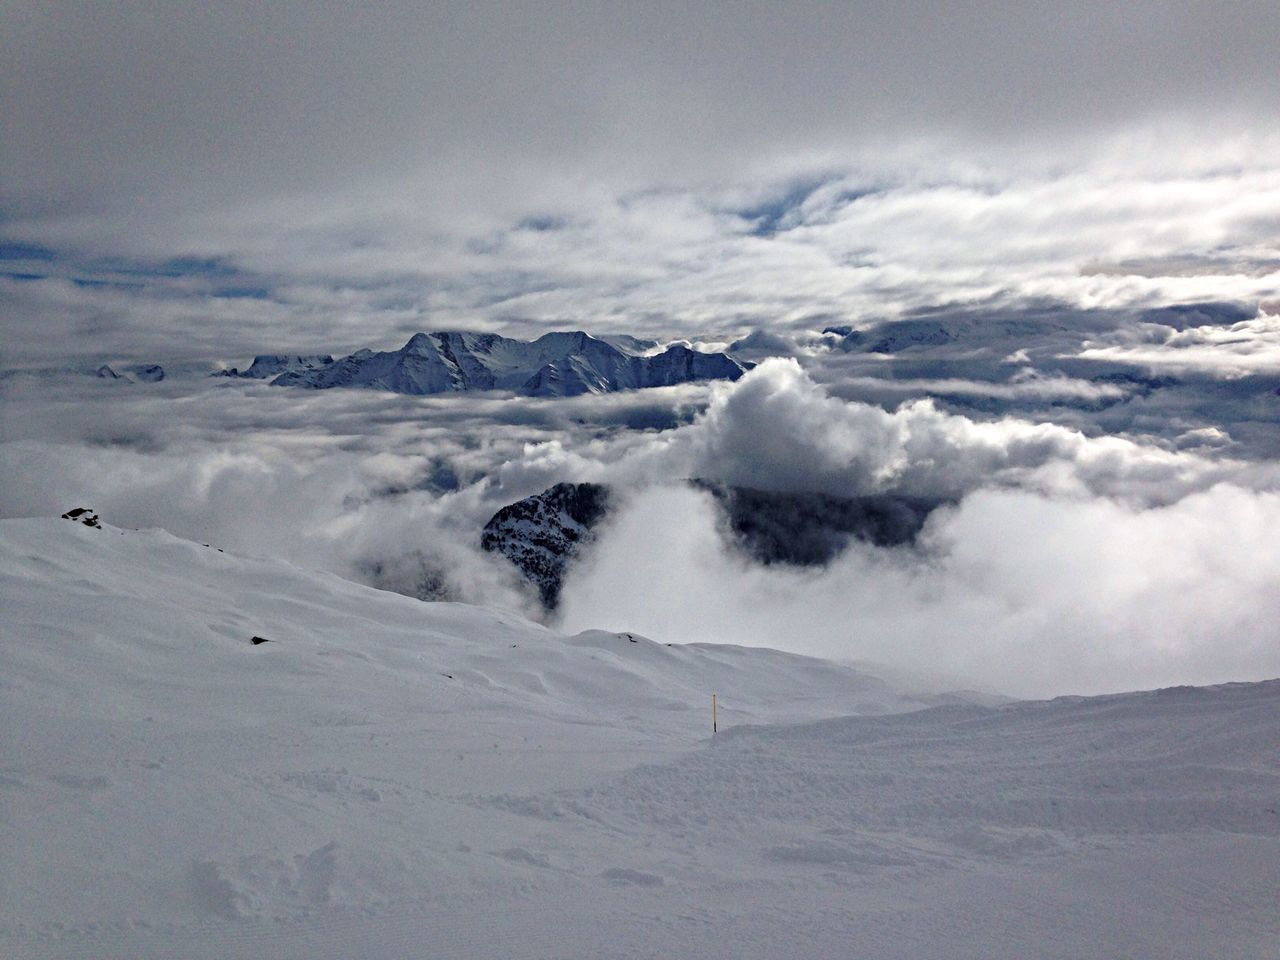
[216,354,335,379]
[226,331,750,396]
[480,482,612,608]
[131,364,166,382]
[3,515,1276,960]
[481,481,940,608]
[91,363,165,382]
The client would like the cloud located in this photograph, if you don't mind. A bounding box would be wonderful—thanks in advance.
[1078,312,1280,378]
[2,3,1279,364]
[0,370,725,617]
[4,354,1279,697]
[587,359,1271,503]
[3,3,1278,705]
[557,482,1280,698]
[6,3,1280,213]
[814,371,1130,404]
[4,155,1277,367]
[1080,254,1280,279]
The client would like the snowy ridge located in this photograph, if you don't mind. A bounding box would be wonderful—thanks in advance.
[2,517,1277,959]
[229,330,750,396]
[217,354,335,379]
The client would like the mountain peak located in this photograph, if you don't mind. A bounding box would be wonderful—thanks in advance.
[226,331,749,397]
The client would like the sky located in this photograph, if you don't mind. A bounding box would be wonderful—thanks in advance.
[2,1,1279,697]
[3,1,1278,361]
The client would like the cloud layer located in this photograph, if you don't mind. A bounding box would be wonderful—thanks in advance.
[4,358,1278,698]
[3,5,1278,364]
[4,157,1277,365]
[6,2,1279,212]
[558,482,1280,698]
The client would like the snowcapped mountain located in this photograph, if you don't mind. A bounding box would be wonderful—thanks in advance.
[95,363,167,382]
[216,354,335,379]
[481,481,940,608]
[3,515,1277,960]
[226,331,750,396]
[0,362,169,383]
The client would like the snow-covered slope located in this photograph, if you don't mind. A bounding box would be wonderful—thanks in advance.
[235,330,750,396]
[2,518,1277,960]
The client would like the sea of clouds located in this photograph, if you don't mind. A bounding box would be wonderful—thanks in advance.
[4,338,1278,699]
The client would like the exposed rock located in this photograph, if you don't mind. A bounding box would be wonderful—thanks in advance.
[692,481,939,562]
[481,482,940,609]
[480,482,611,608]
[61,507,101,529]
[132,364,165,382]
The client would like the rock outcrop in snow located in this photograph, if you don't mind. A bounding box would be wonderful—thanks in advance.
[224,331,750,397]
[60,507,101,528]
[132,364,165,383]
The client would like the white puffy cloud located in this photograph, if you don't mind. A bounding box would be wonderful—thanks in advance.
[557,483,1280,698]
[591,359,1265,503]
[4,355,1279,697]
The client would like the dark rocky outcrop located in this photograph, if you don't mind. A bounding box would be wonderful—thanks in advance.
[61,507,102,528]
[132,364,165,383]
[481,482,940,609]
[480,482,611,608]
[692,481,939,563]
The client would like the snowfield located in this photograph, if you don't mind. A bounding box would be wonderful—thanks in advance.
[1,518,1277,959]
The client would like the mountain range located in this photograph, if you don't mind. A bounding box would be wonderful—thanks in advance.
[221,331,750,397]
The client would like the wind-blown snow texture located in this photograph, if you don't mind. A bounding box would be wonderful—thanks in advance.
[2,518,1277,959]
[232,330,749,396]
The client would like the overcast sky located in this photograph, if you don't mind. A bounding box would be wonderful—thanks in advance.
[3,1,1278,360]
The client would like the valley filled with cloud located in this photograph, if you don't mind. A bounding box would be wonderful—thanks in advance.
[4,339,1278,697]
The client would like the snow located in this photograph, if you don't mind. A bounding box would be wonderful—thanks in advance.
[267,330,749,396]
[2,517,1277,959]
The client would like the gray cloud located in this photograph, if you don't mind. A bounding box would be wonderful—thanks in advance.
[572,359,1277,503]
[5,0,1280,704]
[3,3,1279,366]
[1078,311,1280,377]
[6,2,1279,215]
[3,162,1277,367]
[0,369,724,619]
